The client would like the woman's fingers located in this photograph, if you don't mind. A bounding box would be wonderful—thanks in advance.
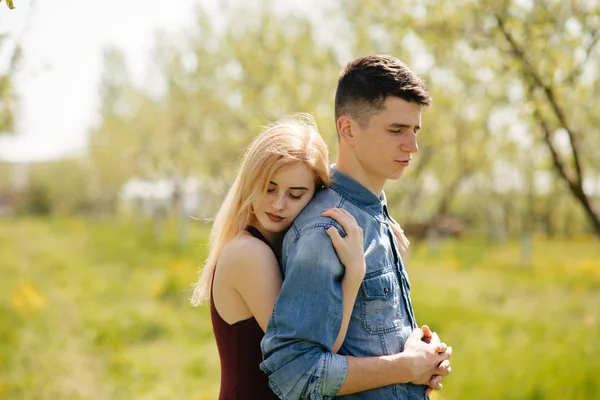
[321,208,361,236]
[322,208,366,279]
[388,217,409,256]
[324,224,342,247]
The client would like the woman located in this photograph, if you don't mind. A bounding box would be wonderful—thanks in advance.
[191,114,406,399]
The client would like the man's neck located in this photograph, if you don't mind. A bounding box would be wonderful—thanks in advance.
[335,158,385,197]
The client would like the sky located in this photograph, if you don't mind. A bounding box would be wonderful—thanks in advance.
[0,0,200,162]
[0,0,324,163]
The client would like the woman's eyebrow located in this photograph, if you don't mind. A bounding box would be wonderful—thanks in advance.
[269,181,309,191]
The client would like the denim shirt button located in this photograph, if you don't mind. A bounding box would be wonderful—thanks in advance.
[384,287,389,293]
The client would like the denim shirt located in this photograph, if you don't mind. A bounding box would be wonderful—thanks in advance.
[261,167,429,400]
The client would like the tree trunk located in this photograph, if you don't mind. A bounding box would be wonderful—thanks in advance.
[495,13,600,238]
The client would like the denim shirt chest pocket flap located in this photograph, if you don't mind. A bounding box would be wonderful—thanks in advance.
[359,271,402,334]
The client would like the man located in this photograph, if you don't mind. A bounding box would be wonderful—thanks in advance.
[261,55,452,399]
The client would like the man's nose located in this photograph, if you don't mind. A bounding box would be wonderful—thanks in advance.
[402,132,419,153]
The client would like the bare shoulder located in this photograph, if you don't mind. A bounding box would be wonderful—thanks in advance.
[218,233,278,274]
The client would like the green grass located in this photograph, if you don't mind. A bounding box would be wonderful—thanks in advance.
[0,218,598,399]
[0,218,218,399]
[408,236,600,400]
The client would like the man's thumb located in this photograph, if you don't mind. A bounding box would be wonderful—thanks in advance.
[421,324,432,336]
[410,327,424,340]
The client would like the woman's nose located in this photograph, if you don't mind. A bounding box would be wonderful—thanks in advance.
[271,195,285,210]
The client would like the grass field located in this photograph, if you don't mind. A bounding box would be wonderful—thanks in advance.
[1,217,599,399]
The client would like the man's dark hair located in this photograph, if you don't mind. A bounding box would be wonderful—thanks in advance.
[334,55,432,125]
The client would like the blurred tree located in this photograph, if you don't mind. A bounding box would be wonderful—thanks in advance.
[0,0,15,10]
[15,158,94,215]
[89,2,343,245]
[481,1,600,236]
[88,48,142,213]
[339,0,600,238]
[0,33,19,136]
[336,0,503,241]
[84,0,598,240]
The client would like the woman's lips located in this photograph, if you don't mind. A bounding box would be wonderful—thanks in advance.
[266,212,284,222]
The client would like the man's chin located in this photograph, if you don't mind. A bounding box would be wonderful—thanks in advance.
[388,170,405,180]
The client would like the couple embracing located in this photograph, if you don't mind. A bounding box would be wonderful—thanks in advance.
[192,54,453,400]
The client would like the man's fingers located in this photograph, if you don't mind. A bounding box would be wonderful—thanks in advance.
[421,325,432,343]
[429,374,443,391]
[421,324,431,336]
[409,327,425,340]
[438,359,452,375]
[434,342,447,354]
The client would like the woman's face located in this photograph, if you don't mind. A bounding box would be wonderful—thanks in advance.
[252,162,316,236]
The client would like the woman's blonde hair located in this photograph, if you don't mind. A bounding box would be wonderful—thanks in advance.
[191,113,329,305]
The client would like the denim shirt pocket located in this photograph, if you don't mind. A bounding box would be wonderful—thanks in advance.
[360,270,403,334]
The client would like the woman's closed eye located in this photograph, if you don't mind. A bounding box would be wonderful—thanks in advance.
[266,187,304,199]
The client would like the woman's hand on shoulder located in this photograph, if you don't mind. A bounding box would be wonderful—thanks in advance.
[387,217,410,259]
[320,207,366,284]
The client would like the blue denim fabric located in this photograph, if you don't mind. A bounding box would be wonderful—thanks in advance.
[261,167,429,399]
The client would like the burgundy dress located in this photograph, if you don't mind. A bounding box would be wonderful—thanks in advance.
[210,226,280,400]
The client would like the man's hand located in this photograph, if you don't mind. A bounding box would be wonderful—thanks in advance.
[420,325,453,396]
[401,327,452,390]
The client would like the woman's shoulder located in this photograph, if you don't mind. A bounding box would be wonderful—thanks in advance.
[218,232,277,272]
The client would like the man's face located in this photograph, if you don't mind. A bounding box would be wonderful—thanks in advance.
[352,96,421,185]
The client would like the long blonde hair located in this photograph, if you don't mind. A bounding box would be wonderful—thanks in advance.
[191,113,330,305]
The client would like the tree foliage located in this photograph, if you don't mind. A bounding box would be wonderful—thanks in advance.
[80,0,600,238]
[0,33,18,136]
[0,0,15,10]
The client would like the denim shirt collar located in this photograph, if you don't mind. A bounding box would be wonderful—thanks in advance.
[329,166,388,217]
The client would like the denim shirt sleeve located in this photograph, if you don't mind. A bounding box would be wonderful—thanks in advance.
[260,225,348,399]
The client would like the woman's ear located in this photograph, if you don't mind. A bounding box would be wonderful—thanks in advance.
[336,115,354,145]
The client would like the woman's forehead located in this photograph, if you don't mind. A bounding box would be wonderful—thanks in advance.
[269,162,314,187]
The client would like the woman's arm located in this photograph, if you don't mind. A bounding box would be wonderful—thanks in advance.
[335,269,363,352]
[321,208,366,353]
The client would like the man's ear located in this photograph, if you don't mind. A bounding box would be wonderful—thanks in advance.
[336,116,354,145]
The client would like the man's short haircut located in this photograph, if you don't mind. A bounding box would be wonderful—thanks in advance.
[334,55,432,125]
